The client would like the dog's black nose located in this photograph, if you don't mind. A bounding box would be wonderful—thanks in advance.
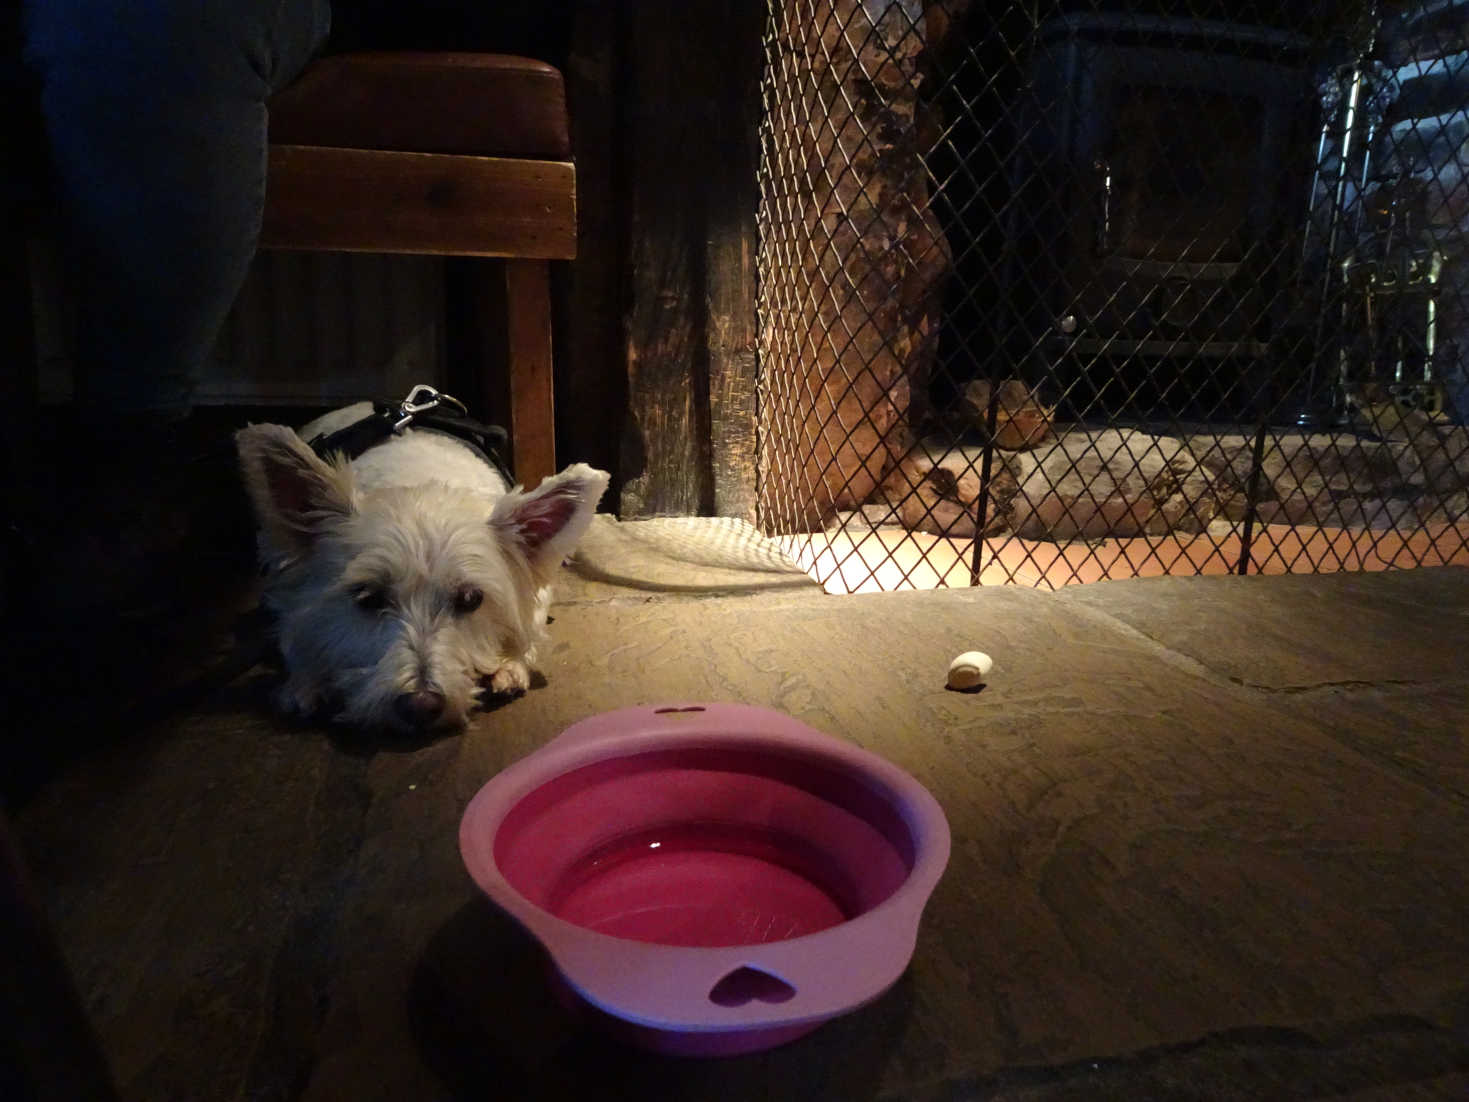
[394,689,445,727]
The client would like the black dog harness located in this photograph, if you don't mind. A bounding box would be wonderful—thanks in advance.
[306,384,515,485]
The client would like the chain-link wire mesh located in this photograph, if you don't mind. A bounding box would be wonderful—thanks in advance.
[756,0,1469,592]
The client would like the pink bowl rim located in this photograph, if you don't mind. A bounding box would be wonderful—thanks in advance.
[458,702,951,1036]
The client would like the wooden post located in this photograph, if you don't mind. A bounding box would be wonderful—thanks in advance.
[560,0,627,510]
[617,0,763,520]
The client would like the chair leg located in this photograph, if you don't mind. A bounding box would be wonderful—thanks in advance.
[502,258,557,487]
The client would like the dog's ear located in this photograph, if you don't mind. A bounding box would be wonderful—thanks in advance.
[235,424,356,556]
[490,463,610,582]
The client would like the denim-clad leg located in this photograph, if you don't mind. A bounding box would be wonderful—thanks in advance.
[22,0,331,420]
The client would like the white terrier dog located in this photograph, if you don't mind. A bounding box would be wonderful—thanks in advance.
[236,399,609,733]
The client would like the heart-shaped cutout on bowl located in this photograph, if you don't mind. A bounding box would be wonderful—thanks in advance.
[708,966,797,1007]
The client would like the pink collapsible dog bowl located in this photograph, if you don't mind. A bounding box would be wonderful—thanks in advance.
[458,702,950,1057]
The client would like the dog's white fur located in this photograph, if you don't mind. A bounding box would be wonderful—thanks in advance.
[236,402,609,732]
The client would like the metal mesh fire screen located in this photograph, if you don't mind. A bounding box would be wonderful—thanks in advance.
[755,0,1469,592]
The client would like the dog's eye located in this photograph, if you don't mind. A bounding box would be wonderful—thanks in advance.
[352,584,390,612]
[453,585,484,615]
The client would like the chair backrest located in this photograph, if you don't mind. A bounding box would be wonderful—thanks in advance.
[261,52,576,260]
[268,52,571,159]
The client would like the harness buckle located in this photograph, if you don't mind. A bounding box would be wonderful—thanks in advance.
[392,383,467,432]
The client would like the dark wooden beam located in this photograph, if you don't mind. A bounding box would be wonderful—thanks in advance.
[704,13,763,523]
[558,0,628,508]
[616,0,763,520]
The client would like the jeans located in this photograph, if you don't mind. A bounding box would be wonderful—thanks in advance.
[22,0,332,419]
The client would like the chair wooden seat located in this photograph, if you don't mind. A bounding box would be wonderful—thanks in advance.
[261,52,576,485]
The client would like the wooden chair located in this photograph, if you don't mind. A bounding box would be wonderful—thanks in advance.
[262,52,576,486]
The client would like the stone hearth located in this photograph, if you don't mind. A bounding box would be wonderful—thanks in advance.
[872,422,1469,542]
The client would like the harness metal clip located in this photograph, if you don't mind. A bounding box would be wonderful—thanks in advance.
[392,383,467,432]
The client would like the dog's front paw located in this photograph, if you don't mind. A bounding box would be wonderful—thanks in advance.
[485,659,531,697]
[276,675,326,718]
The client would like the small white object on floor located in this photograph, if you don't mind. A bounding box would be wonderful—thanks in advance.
[947,650,993,691]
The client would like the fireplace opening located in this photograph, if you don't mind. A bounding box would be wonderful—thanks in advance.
[756,1,1469,593]
[1003,14,1316,425]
